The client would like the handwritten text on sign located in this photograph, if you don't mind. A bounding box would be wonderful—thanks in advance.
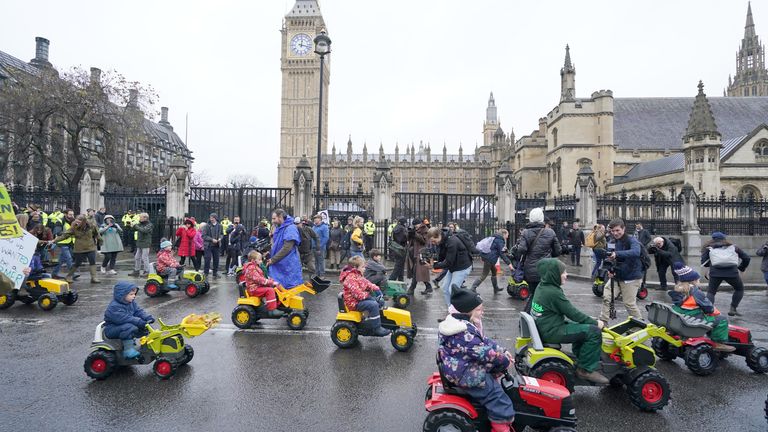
[0,230,38,289]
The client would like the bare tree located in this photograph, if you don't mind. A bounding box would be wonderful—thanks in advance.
[0,66,157,192]
[190,170,212,187]
[226,174,263,188]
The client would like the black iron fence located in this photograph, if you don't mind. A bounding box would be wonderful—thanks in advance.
[8,185,80,213]
[597,191,681,235]
[698,192,768,235]
[188,187,292,230]
[319,191,373,220]
[102,185,166,217]
[392,192,496,231]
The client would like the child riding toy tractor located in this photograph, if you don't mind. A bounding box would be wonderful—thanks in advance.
[0,277,77,311]
[231,276,330,330]
[143,263,210,298]
[330,292,417,352]
[647,301,768,376]
[84,313,220,380]
[383,280,411,308]
[515,311,676,412]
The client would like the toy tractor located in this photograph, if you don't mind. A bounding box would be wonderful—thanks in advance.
[144,263,210,298]
[84,313,220,380]
[231,276,330,330]
[330,292,417,352]
[383,280,411,308]
[0,277,77,311]
[515,312,677,412]
[647,302,768,376]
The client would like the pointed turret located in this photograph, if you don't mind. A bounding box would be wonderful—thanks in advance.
[684,81,720,140]
[746,1,756,38]
[458,143,464,162]
[486,92,497,124]
[379,142,384,157]
[726,2,768,96]
[560,44,576,102]
[346,135,353,154]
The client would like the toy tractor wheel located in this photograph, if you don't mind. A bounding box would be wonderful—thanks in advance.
[746,346,768,373]
[530,359,575,392]
[651,337,678,361]
[423,409,474,432]
[627,370,670,412]
[201,281,210,294]
[180,345,194,365]
[391,328,415,352]
[231,305,257,329]
[592,282,604,297]
[330,321,358,349]
[153,357,175,379]
[144,281,161,298]
[506,283,516,297]
[286,312,307,330]
[517,284,531,300]
[184,283,200,298]
[37,293,58,311]
[394,294,410,308]
[61,291,78,306]
[636,285,649,300]
[84,350,117,380]
[685,344,718,376]
[0,291,16,309]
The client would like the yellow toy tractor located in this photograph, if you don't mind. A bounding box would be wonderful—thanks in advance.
[0,277,77,311]
[231,276,330,330]
[330,292,417,352]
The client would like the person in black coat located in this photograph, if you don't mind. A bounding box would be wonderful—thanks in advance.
[649,236,683,290]
[701,232,751,316]
[516,208,561,313]
[427,226,473,307]
[389,218,408,281]
[567,222,585,266]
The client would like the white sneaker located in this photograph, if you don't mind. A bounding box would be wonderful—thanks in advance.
[108,270,117,275]
[100,267,107,274]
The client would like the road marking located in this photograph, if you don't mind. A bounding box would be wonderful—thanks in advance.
[0,318,46,325]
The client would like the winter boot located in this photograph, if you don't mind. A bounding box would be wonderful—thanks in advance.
[491,277,502,293]
[65,267,76,283]
[421,282,434,295]
[728,305,741,316]
[406,281,416,296]
[576,368,609,385]
[89,265,101,284]
[470,279,481,292]
[122,339,140,359]
[490,422,512,432]
[267,309,285,318]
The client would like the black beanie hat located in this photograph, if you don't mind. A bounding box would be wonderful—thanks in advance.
[450,286,483,313]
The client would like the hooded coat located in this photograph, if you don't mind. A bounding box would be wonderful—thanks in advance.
[515,222,561,283]
[98,217,124,253]
[269,215,304,288]
[103,282,154,337]
[176,221,197,257]
[530,259,596,341]
[407,223,431,282]
[340,265,379,311]
[437,313,510,388]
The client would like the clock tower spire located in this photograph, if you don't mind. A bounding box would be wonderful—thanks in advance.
[277,0,330,188]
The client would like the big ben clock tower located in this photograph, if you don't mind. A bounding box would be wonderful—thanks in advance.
[277,0,330,189]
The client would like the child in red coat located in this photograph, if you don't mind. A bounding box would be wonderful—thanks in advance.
[243,251,283,318]
[340,256,389,336]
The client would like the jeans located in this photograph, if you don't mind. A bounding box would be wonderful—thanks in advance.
[52,245,73,276]
[441,266,472,307]
[134,248,150,273]
[314,250,325,276]
[570,246,581,266]
[706,275,745,308]
[599,279,643,321]
[349,250,363,258]
[389,253,405,281]
[160,267,182,280]
[226,250,240,273]
[204,246,220,275]
[101,252,118,270]
[763,271,768,287]
[591,252,603,278]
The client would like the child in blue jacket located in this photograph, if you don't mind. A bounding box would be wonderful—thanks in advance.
[103,281,155,359]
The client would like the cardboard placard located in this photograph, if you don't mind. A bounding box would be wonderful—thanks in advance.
[0,230,39,290]
[0,184,23,239]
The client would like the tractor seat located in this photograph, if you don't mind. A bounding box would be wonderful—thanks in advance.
[518,312,560,351]
[646,301,713,338]
[337,292,347,312]
[543,343,562,349]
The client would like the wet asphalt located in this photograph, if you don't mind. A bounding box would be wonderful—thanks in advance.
[1,258,767,432]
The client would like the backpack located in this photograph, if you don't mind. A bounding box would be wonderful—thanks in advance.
[585,230,597,249]
[709,245,739,268]
[475,236,495,254]
[455,230,480,255]
[669,237,683,255]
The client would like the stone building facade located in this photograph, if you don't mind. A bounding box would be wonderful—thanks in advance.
[279,2,768,200]
[0,37,192,190]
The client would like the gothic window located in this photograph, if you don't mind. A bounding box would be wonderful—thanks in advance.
[753,86,758,96]
[552,128,558,148]
[694,150,704,164]
[753,139,768,160]
[738,185,761,200]
[745,88,749,96]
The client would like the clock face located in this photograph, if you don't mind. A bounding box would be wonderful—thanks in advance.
[290,33,312,56]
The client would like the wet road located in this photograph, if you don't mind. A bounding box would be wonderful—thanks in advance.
[1,263,767,431]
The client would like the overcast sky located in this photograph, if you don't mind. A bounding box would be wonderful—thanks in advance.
[0,0,759,185]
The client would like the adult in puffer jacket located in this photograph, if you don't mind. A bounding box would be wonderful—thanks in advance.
[701,232,751,316]
[515,208,561,312]
[340,256,389,336]
[438,287,515,431]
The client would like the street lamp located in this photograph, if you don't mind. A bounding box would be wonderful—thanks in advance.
[313,30,331,214]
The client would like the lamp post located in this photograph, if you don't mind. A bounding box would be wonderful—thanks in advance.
[313,30,331,214]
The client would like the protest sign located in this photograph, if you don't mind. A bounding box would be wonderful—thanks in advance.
[0,184,23,239]
[0,230,38,290]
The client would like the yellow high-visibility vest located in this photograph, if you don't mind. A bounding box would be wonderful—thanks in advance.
[363,221,375,236]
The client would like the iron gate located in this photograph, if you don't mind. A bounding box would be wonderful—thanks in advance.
[392,192,496,241]
[189,187,292,228]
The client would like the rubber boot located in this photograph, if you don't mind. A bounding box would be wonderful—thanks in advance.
[65,267,76,283]
[89,265,101,284]
[406,280,416,296]
[491,277,502,293]
[122,339,140,359]
[490,422,512,432]
[421,282,434,295]
[728,305,741,316]
[267,309,285,318]
[470,279,480,292]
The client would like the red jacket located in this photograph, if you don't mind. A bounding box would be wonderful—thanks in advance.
[340,266,379,311]
[243,261,277,291]
[156,249,180,273]
[176,225,197,257]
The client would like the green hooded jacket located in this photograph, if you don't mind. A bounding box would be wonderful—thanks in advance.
[530,258,596,340]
